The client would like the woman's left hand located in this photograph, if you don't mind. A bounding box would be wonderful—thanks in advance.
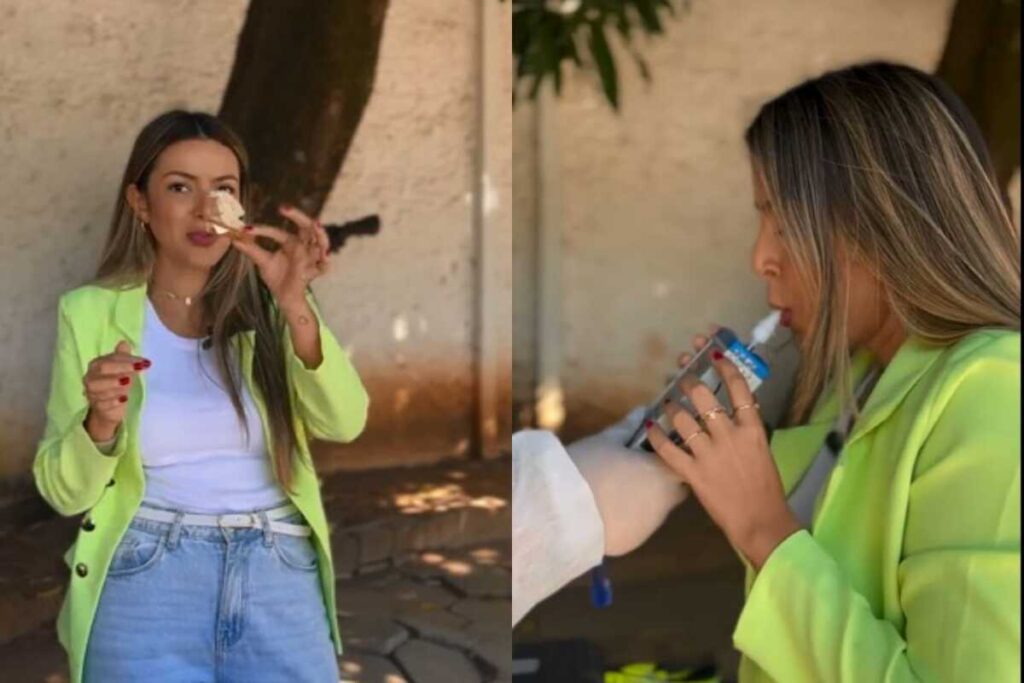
[645,351,802,570]
[230,205,331,312]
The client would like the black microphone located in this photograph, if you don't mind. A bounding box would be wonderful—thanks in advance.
[324,215,381,253]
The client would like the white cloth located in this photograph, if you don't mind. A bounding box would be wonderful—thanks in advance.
[139,299,287,513]
[512,429,605,627]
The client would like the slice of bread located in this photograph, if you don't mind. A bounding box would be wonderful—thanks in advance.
[208,190,246,235]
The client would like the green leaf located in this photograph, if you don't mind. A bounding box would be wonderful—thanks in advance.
[589,20,619,109]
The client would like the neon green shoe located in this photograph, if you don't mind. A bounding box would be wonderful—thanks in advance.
[604,662,720,683]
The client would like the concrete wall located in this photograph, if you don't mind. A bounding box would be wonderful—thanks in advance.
[0,0,511,495]
[514,0,1020,439]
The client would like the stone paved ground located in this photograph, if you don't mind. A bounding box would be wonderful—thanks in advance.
[0,457,511,683]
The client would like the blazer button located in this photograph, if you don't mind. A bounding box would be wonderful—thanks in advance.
[82,518,95,532]
[106,478,115,488]
[75,563,88,578]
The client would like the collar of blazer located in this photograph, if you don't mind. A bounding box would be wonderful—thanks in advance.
[112,283,147,348]
[771,335,945,495]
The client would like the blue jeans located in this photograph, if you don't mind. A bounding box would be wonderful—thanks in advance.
[83,508,339,682]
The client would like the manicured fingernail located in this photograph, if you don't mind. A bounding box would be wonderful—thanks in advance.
[712,350,724,361]
[644,420,654,429]
[244,225,254,232]
[142,359,152,368]
[118,395,128,403]
[119,377,130,386]
[133,362,145,371]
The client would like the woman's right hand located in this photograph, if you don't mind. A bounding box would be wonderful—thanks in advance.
[83,340,150,442]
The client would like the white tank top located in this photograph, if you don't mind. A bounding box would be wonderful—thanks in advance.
[138,298,287,513]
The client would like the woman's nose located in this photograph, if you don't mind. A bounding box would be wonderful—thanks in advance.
[194,194,208,218]
[751,232,780,280]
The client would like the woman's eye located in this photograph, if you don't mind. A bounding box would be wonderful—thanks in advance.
[168,182,189,193]
[217,185,237,195]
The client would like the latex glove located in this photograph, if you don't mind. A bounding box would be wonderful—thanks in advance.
[567,406,689,556]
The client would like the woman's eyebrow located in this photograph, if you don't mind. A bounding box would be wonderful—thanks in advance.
[161,170,239,182]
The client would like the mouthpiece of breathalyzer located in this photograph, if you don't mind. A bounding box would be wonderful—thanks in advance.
[749,310,782,349]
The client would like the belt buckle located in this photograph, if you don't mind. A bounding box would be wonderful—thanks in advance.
[216,513,260,530]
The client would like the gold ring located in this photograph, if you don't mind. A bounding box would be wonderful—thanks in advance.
[700,407,727,422]
[733,402,761,413]
[681,430,706,447]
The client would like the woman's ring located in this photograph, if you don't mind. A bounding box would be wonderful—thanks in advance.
[700,407,728,422]
[681,430,707,447]
[733,402,761,413]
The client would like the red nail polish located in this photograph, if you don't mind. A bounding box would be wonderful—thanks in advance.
[244,225,254,232]
[133,362,144,371]
[644,420,654,429]
[119,377,130,386]
[712,350,724,361]
[142,359,152,368]
[118,395,128,404]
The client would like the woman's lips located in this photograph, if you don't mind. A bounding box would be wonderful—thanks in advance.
[187,231,218,247]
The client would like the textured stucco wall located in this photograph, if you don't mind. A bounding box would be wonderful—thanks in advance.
[513,0,1019,439]
[0,0,511,488]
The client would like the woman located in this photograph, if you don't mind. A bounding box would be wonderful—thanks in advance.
[645,62,1019,681]
[33,110,368,682]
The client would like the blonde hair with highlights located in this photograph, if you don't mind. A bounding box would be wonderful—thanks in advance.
[745,62,1020,424]
[95,110,302,492]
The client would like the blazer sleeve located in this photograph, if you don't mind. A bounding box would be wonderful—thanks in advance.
[732,347,1020,681]
[283,291,369,443]
[33,296,127,516]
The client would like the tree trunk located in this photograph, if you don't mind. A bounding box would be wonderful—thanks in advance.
[936,0,1020,191]
[218,0,390,223]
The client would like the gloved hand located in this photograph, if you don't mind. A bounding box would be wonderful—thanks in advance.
[567,407,689,556]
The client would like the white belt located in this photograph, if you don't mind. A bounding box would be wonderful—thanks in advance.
[134,503,312,538]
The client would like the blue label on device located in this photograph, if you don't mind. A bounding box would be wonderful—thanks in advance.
[726,339,770,380]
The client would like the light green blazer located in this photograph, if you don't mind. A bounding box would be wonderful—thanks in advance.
[33,283,369,683]
[735,330,1020,681]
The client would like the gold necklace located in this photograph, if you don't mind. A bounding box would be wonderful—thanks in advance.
[150,285,201,307]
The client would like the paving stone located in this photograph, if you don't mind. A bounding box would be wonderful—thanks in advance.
[333,533,360,579]
[337,576,459,619]
[337,651,409,682]
[464,544,510,569]
[455,506,511,546]
[356,523,394,565]
[0,583,65,644]
[395,639,481,683]
[357,560,392,575]
[0,622,69,681]
[338,614,409,655]
[397,608,476,652]
[406,510,464,551]
[451,599,511,633]
[471,634,513,680]
[445,565,511,599]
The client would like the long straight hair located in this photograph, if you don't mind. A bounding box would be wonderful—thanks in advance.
[745,62,1020,424]
[95,110,300,492]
